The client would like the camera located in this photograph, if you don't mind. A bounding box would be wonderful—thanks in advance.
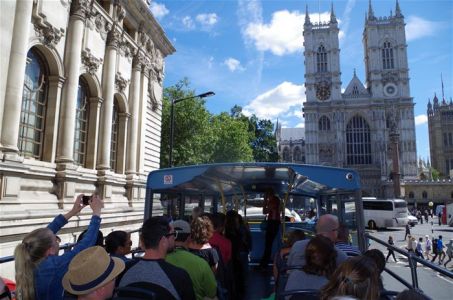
[82,195,91,206]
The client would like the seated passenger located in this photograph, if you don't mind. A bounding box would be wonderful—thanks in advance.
[62,246,125,300]
[187,216,219,273]
[105,231,132,262]
[287,214,348,267]
[273,229,306,280]
[363,249,386,292]
[335,224,361,257]
[285,235,337,292]
[396,289,430,300]
[117,216,195,300]
[320,256,380,300]
[166,220,217,300]
[77,229,104,247]
[208,213,232,265]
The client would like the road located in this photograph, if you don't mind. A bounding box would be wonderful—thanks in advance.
[367,216,453,300]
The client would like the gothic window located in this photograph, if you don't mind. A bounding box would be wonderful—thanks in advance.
[293,147,301,162]
[318,116,331,131]
[408,191,414,199]
[18,49,48,159]
[110,98,119,171]
[352,86,359,96]
[282,147,290,162]
[346,115,371,165]
[382,41,394,69]
[316,45,328,73]
[74,77,90,166]
[422,191,428,199]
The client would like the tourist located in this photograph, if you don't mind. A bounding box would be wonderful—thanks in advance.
[105,231,132,262]
[187,216,219,273]
[259,188,281,269]
[424,235,432,259]
[443,239,453,268]
[386,236,397,263]
[62,246,124,300]
[14,194,102,300]
[335,224,361,256]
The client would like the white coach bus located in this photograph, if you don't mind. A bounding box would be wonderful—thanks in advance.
[363,197,408,229]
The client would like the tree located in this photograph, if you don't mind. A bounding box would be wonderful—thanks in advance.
[160,79,213,167]
[210,112,254,163]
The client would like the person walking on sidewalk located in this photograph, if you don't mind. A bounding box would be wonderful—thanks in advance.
[443,239,453,268]
[424,235,432,259]
[386,236,397,262]
[404,224,411,240]
[415,237,425,259]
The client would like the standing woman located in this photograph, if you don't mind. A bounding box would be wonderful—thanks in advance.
[385,236,397,262]
[14,194,103,300]
[424,235,432,259]
[259,188,281,269]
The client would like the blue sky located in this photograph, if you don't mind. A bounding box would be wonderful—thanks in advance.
[150,0,453,161]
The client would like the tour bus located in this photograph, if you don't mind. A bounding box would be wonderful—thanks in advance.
[362,197,408,229]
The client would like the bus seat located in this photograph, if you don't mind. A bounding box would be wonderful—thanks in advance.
[276,289,320,300]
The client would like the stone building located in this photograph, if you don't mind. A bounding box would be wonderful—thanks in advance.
[275,123,306,163]
[302,1,417,197]
[0,0,174,277]
[427,90,453,178]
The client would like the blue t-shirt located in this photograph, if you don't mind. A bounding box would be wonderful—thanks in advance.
[438,239,443,251]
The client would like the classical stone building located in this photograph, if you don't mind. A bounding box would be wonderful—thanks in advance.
[0,0,174,277]
[275,123,306,163]
[427,90,453,178]
[302,1,417,197]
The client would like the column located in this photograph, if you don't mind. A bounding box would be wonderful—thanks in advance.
[97,26,121,170]
[55,0,89,163]
[126,53,143,175]
[85,96,103,169]
[0,0,34,154]
[137,63,151,175]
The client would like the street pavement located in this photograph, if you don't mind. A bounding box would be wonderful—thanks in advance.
[367,216,453,300]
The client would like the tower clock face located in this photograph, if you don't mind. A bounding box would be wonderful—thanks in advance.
[316,82,331,101]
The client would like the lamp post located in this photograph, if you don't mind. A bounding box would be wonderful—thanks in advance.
[169,91,215,167]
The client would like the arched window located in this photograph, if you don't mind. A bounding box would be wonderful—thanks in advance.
[382,41,394,69]
[19,49,48,159]
[408,191,414,199]
[293,147,301,162]
[74,77,90,166]
[346,116,371,165]
[318,116,331,131]
[352,86,359,96]
[110,99,119,171]
[316,45,327,73]
[282,147,290,162]
[422,191,427,199]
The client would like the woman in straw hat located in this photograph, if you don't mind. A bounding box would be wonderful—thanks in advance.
[62,246,125,299]
[14,194,103,300]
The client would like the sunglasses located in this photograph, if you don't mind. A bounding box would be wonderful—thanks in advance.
[165,231,178,238]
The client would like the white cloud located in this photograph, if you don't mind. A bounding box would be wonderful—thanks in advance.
[196,13,218,27]
[406,16,441,42]
[244,10,343,56]
[182,16,195,30]
[415,114,428,126]
[295,122,305,128]
[150,2,169,19]
[243,82,305,119]
[224,58,245,72]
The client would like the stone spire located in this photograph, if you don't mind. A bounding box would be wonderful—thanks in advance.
[368,0,375,20]
[305,4,311,26]
[395,0,403,18]
[330,2,337,24]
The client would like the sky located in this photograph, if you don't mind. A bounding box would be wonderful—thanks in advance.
[150,0,453,161]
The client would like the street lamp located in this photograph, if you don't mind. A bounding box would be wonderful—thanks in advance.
[169,91,215,167]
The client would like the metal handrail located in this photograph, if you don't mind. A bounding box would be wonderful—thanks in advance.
[0,242,77,264]
[365,233,453,289]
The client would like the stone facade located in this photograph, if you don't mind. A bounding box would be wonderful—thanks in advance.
[302,1,417,197]
[0,0,174,277]
[275,124,306,163]
[403,179,453,208]
[427,92,453,177]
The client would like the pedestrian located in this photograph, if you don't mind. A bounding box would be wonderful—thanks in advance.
[424,235,432,259]
[431,237,439,263]
[415,237,425,259]
[443,239,453,268]
[430,221,434,234]
[438,212,442,226]
[406,235,414,252]
[404,224,411,240]
[437,235,445,264]
[386,236,397,262]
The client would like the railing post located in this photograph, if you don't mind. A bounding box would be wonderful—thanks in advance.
[407,252,419,289]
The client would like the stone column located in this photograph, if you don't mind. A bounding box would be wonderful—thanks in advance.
[126,53,143,175]
[85,96,103,169]
[137,62,151,175]
[97,26,121,170]
[56,0,89,163]
[0,0,34,155]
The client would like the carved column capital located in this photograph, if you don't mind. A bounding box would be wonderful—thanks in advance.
[34,23,65,48]
[70,0,90,19]
[81,50,103,75]
[107,27,122,48]
[132,52,146,71]
[115,72,129,93]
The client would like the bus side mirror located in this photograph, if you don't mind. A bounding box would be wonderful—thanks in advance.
[346,173,353,181]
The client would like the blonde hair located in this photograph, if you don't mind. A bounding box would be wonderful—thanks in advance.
[321,256,380,300]
[190,216,214,244]
[14,228,54,300]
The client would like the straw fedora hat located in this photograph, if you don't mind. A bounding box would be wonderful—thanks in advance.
[62,246,125,295]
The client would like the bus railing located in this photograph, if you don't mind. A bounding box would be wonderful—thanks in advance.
[0,242,77,264]
[365,233,453,290]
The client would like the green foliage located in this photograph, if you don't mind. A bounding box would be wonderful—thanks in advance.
[431,168,440,180]
[160,80,278,167]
